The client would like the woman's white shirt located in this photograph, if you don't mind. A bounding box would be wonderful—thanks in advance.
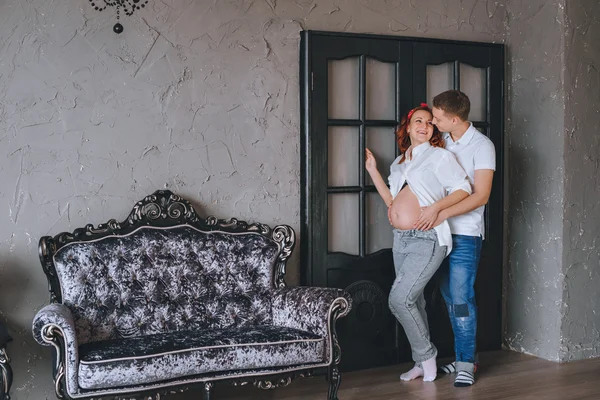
[388,141,472,256]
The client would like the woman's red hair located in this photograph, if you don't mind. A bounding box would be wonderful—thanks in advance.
[396,104,444,163]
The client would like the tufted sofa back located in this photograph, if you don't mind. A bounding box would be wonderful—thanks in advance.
[52,225,280,344]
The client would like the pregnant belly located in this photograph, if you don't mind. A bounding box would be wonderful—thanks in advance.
[390,187,421,230]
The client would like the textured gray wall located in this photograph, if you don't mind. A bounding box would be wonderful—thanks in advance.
[504,0,600,363]
[561,0,600,362]
[504,0,566,362]
[0,0,508,398]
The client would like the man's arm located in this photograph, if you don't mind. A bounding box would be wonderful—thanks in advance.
[439,169,494,221]
[413,189,470,230]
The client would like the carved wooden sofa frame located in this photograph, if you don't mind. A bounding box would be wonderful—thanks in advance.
[32,190,351,400]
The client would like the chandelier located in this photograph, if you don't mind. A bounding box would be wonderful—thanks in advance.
[88,0,149,34]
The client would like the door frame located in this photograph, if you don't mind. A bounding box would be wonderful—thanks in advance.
[300,30,505,367]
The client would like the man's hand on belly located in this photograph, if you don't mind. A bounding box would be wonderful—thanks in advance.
[413,205,441,231]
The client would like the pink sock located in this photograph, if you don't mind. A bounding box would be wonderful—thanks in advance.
[421,356,437,382]
[400,365,423,381]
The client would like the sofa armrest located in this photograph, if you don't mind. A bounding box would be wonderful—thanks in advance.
[32,303,79,397]
[272,287,351,339]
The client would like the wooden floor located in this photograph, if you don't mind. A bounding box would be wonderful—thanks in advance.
[205,350,600,400]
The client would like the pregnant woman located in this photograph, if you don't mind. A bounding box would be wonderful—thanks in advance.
[365,104,471,382]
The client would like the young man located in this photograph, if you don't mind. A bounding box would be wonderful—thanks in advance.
[415,90,495,387]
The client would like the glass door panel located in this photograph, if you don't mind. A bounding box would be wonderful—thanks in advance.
[328,127,359,186]
[365,127,397,186]
[328,58,360,119]
[366,58,396,120]
[328,194,359,255]
[366,192,393,253]
[426,62,453,105]
[460,63,487,121]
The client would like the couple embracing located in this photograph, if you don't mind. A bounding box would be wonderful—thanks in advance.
[365,90,495,387]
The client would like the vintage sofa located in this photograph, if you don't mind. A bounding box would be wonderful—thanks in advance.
[32,190,352,399]
[0,321,12,400]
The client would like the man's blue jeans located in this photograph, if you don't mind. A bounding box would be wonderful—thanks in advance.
[438,234,482,365]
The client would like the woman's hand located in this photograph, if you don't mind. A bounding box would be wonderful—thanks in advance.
[414,204,441,231]
[365,148,377,172]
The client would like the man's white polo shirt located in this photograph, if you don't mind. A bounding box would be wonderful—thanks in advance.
[443,123,496,238]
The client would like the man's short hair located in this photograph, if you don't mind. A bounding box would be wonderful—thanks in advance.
[433,90,470,121]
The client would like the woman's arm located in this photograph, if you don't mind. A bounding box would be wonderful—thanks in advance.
[365,148,393,206]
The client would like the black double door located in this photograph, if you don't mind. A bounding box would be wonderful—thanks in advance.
[300,31,504,371]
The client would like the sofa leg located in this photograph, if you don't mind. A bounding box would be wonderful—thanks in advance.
[327,364,341,400]
[203,382,214,400]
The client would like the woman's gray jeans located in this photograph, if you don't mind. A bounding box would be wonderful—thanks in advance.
[389,229,446,363]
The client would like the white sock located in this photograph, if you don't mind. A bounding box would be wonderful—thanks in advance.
[421,356,437,382]
[400,365,423,381]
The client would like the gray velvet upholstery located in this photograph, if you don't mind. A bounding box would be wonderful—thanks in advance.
[52,227,278,344]
[32,198,352,400]
[78,325,324,389]
[32,303,80,395]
